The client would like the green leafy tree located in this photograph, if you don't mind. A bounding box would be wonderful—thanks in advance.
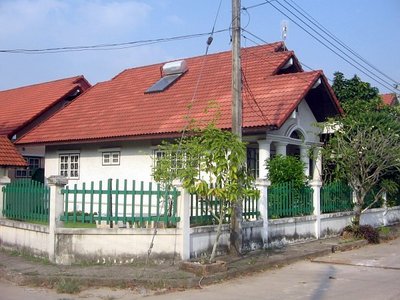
[153,125,259,262]
[323,97,400,226]
[266,155,306,188]
[332,71,379,104]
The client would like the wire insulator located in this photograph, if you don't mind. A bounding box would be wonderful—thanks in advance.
[207,36,213,46]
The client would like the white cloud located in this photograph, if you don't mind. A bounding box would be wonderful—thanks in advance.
[0,0,152,47]
[166,14,184,26]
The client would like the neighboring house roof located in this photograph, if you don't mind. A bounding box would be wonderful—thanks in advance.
[0,136,27,167]
[0,76,91,138]
[380,93,399,106]
[17,42,341,145]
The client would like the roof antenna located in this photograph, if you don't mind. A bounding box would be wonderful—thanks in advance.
[281,20,288,50]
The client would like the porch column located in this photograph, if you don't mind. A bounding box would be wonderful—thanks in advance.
[0,168,11,218]
[275,142,287,156]
[300,145,310,178]
[312,147,322,183]
[257,140,271,179]
[48,175,68,264]
[310,147,322,239]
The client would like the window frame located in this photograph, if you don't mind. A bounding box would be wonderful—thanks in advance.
[15,156,41,178]
[59,153,80,179]
[102,151,120,166]
[246,147,259,179]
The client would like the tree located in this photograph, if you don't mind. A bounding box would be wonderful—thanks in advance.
[332,71,379,104]
[153,125,259,262]
[324,83,400,226]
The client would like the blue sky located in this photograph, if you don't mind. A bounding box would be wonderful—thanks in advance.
[1,0,399,93]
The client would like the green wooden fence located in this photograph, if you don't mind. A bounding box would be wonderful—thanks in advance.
[321,181,353,213]
[190,194,259,226]
[61,179,180,227]
[268,182,313,219]
[2,179,49,222]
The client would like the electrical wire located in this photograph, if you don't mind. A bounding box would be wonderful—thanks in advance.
[241,29,333,82]
[0,29,229,54]
[243,0,398,92]
[267,0,398,93]
[273,0,397,92]
[285,0,399,86]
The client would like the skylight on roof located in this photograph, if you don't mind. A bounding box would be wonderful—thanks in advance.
[145,60,188,94]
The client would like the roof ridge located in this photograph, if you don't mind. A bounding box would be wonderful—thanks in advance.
[110,42,287,81]
[0,75,84,92]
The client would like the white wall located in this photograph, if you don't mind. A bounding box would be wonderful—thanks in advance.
[0,219,48,256]
[55,227,182,264]
[272,99,320,143]
[45,140,155,186]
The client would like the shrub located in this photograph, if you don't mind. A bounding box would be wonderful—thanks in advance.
[266,155,306,188]
[56,278,81,294]
[341,224,380,244]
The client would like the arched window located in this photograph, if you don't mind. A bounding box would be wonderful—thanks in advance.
[290,130,304,140]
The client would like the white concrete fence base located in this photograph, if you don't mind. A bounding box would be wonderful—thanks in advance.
[0,175,399,265]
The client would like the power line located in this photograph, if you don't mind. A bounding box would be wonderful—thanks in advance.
[0,29,229,54]
[243,0,398,92]
[267,0,398,93]
[241,29,333,82]
[275,0,398,91]
[285,0,399,86]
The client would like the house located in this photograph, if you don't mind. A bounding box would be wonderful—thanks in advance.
[0,135,27,177]
[0,76,91,180]
[380,93,399,106]
[16,42,342,185]
[0,135,28,208]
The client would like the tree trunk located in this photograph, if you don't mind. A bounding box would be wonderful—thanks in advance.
[210,210,225,263]
[229,201,242,256]
[353,203,362,226]
[353,189,366,227]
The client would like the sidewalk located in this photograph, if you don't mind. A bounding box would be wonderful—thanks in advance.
[0,224,399,292]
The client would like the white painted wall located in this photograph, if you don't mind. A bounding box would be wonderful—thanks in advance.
[1,207,399,263]
[55,227,183,264]
[0,219,48,256]
[272,99,320,143]
[45,140,155,186]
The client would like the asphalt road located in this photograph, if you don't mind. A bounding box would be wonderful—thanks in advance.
[2,238,400,300]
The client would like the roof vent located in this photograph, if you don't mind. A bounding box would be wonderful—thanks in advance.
[145,60,188,94]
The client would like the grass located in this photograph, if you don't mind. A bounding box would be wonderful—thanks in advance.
[55,278,81,294]
[63,222,97,228]
[1,248,51,264]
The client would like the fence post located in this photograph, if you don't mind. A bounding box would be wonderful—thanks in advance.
[0,169,11,218]
[256,178,269,247]
[310,180,322,239]
[382,192,388,226]
[47,175,68,263]
[174,180,190,260]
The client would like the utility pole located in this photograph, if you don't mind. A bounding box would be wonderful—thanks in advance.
[232,0,242,139]
[230,0,243,256]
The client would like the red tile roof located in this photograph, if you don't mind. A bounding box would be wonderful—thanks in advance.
[17,42,341,145]
[0,136,27,167]
[380,93,398,106]
[0,76,90,137]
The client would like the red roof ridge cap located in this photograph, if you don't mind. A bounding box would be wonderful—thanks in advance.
[0,75,85,92]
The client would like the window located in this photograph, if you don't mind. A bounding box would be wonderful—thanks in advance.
[153,149,185,173]
[102,151,120,165]
[16,157,41,178]
[59,153,80,179]
[246,147,259,178]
